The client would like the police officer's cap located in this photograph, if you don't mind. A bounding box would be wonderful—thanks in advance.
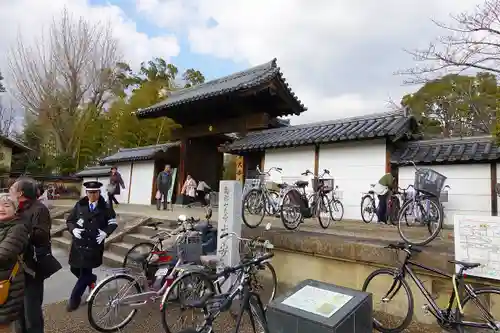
[83,181,103,191]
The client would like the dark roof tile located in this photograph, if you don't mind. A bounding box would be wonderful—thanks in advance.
[222,111,417,153]
[75,165,111,178]
[136,59,306,118]
[100,142,180,164]
[391,136,500,165]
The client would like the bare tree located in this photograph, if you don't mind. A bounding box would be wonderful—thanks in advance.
[399,0,500,84]
[8,8,123,154]
[0,100,16,137]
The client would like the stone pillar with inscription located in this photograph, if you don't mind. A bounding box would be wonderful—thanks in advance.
[217,180,243,292]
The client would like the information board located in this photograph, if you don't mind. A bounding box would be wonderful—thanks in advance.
[282,285,353,318]
[454,215,500,280]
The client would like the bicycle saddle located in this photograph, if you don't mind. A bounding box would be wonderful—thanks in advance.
[147,221,163,228]
[295,180,309,188]
[193,221,210,232]
[448,260,480,269]
[277,183,288,189]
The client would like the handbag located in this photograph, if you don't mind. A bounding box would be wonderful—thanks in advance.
[155,190,161,200]
[0,258,20,305]
[35,253,62,280]
[106,183,116,194]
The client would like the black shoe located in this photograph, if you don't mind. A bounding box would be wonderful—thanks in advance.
[66,299,80,312]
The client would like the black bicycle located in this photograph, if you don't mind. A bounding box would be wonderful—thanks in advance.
[164,253,273,333]
[362,242,500,333]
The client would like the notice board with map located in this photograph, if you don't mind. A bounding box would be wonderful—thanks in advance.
[454,215,500,281]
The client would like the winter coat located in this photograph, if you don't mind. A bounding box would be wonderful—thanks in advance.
[66,196,117,269]
[17,200,52,272]
[0,217,29,325]
[182,178,197,197]
[109,172,125,195]
[156,171,173,194]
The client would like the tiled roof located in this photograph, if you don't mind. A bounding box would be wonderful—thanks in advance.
[136,59,306,118]
[222,111,418,153]
[74,166,111,178]
[0,135,31,154]
[391,136,500,165]
[100,142,181,164]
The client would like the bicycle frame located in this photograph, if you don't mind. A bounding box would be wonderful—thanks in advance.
[388,253,497,329]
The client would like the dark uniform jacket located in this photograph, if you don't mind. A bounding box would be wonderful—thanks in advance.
[156,171,173,194]
[66,196,117,269]
[0,217,29,325]
[18,199,52,272]
[109,172,125,195]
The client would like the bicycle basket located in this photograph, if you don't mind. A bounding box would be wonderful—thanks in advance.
[177,231,202,263]
[312,178,334,193]
[414,169,447,198]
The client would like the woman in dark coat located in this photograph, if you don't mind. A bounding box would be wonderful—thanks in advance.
[0,195,28,332]
[108,166,125,208]
[66,181,118,311]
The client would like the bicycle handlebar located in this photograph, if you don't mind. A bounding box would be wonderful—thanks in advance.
[217,252,274,277]
[385,242,422,253]
[219,232,274,249]
[256,166,282,175]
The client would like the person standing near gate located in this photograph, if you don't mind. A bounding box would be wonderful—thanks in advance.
[156,164,173,210]
[107,166,125,209]
[373,172,396,224]
[65,181,117,312]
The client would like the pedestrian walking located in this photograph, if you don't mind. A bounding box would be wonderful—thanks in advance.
[66,181,117,312]
[196,180,211,207]
[0,195,29,333]
[156,164,173,210]
[107,166,125,209]
[11,178,59,333]
[181,174,197,206]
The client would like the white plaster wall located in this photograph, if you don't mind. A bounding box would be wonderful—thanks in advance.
[264,146,316,193]
[398,164,491,225]
[128,161,155,205]
[113,163,131,204]
[318,139,387,220]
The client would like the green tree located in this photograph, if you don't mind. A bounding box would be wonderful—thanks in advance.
[183,69,205,88]
[401,73,499,138]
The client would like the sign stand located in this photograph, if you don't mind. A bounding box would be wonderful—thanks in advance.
[216,180,242,292]
[267,279,372,333]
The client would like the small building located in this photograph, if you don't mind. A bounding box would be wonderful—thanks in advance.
[0,134,31,172]
[222,110,419,220]
[391,136,500,225]
[76,142,180,205]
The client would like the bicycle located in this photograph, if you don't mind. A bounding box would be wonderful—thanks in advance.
[160,231,276,333]
[87,217,207,332]
[360,184,408,225]
[280,169,336,230]
[397,161,447,246]
[362,242,500,333]
[242,166,283,228]
[122,209,215,279]
[166,252,274,333]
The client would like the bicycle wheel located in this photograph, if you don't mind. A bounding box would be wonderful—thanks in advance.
[331,199,344,221]
[388,197,400,226]
[455,287,500,333]
[160,271,216,333]
[397,197,443,246]
[249,261,278,308]
[87,274,142,333]
[248,293,270,333]
[242,189,266,228]
[122,242,157,274]
[360,195,376,223]
[280,189,303,230]
[317,194,334,229]
[362,268,414,333]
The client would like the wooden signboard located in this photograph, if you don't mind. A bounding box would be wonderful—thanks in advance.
[236,156,244,182]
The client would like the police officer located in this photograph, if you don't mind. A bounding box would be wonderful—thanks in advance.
[65,181,117,311]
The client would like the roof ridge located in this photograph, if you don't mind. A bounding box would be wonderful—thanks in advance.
[409,135,494,145]
[118,141,180,152]
[247,110,405,135]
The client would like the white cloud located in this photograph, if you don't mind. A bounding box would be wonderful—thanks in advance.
[0,0,180,90]
[136,0,485,124]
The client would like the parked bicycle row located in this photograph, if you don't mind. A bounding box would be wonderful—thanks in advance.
[86,209,277,333]
[242,166,344,230]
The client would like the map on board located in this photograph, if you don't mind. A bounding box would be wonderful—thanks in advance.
[282,285,353,318]
[454,215,500,280]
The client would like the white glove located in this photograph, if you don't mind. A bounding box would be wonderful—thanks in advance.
[96,229,107,244]
[72,228,83,239]
[76,218,84,227]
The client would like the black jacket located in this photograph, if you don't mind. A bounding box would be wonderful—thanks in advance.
[66,196,117,268]
[18,199,52,271]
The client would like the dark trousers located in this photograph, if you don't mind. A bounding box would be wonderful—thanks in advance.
[156,191,168,210]
[377,194,389,223]
[108,193,119,208]
[69,267,97,306]
[196,190,209,206]
[15,275,44,333]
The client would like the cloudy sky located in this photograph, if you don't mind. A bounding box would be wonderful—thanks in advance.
[0,0,484,125]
